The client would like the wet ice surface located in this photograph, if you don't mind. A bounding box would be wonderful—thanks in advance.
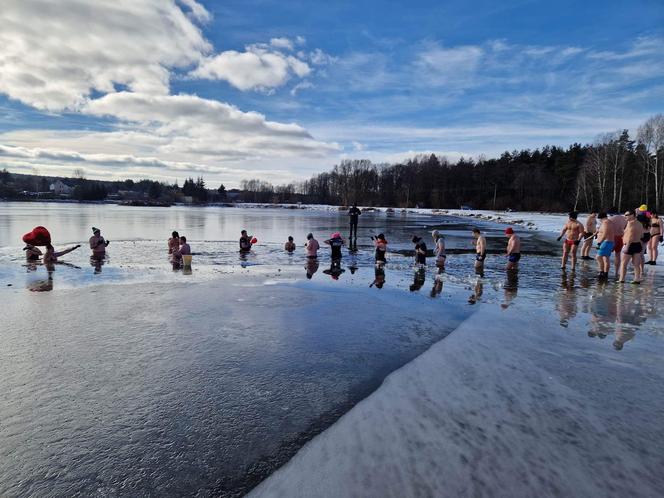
[2,202,663,497]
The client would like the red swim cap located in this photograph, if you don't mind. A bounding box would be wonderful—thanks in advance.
[22,226,51,246]
[505,227,514,235]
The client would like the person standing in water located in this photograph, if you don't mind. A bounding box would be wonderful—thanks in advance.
[557,211,584,270]
[284,236,296,253]
[432,230,445,270]
[23,244,42,261]
[618,210,644,284]
[472,228,486,272]
[608,207,627,278]
[647,211,661,265]
[595,212,615,279]
[179,236,191,256]
[305,233,319,258]
[581,211,597,260]
[412,236,427,265]
[89,227,109,257]
[168,231,180,255]
[505,227,521,270]
[372,233,388,263]
[239,230,253,252]
[324,232,345,261]
[348,204,361,247]
[43,242,81,263]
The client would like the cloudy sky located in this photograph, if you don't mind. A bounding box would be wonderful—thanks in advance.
[0,0,662,187]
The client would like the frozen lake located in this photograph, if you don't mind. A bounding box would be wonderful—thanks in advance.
[1,202,663,497]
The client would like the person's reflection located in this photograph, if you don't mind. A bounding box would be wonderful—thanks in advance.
[557,270,578,327]
[501,269,519,309]
[305,258,320,280]
[323,260,345,280]
[90,254,106,274]
[409,267,426,292]
[468,277,484,305]
[28,262,55,292]
[430,271,443,297]
[370,265,385,289]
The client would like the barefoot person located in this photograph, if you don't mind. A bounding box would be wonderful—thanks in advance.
[168,231,180,255]
[505,227,521,270]
[647,211,661,265]
[89,227,109,257]
[239,230,254,253]
[43,242,81,263]
[305,233,319,258]
[608,207,627,278]
[557,211,584,270]
[372,233,388,263]
[432,230,445,269]
[324,232,345,261]
[595,212,615,279]
[618,210,644,284]
[472,228,486,271]
[581,212,597,260]
[284,236,296,253]
[412,236,427,265]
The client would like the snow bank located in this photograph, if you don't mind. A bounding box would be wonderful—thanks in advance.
[443,209,571,234]
[251,304,664,497]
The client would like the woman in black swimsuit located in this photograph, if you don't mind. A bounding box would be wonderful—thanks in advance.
[647,212,661,265]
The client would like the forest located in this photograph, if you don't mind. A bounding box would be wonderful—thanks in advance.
[242,114,664,212]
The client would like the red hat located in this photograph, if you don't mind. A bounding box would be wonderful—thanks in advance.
[22,226,51,246]
[505,227,514,235]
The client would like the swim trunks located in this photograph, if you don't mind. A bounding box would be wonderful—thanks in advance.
[623,242,642,255]
[597,240,614,257]
[613,235,623,254]
[508,253,521,263]
[476,253,487,262]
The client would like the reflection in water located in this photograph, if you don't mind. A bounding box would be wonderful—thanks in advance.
[468,277,484,305]
[409,267,426,292]
[305,258,319,279]
[558,270,658,351]
[323,261,345,280]
[90,254,106,274]
[430,269,443,297]
[370,265,385,289]
[501,269,519,309]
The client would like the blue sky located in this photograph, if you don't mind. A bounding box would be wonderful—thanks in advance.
[0,0,662,186]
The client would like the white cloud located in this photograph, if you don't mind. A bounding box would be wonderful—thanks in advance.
[291,81,315,96]
[0,0,211,111]
[178,0,211,23]
[270,37,294,50]
[190,44,312,91]
[414,43,484,87]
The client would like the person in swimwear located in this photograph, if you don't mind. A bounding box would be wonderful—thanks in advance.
[472,228,486,271]
[581,211,597,260]
[324,232,345,261]
[618,210,644,284]
[23,244,42,261]
[284,236,296,253]
[637,213,650,274]
[239,230,253,252]
[168,231,180,254]
[412,236,427,265]
[179,236,191,256]
[608,207,627,278]
[505,227,521,270]
[305,233,320,258]
[43,242,81,263]
[647,211,661,265]
[89,226,110,257]
[595,212,615,279]
[432,230,445,269]
[557,211,584,270]
[372,233,388,263]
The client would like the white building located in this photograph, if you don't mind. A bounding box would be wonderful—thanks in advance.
[50,180,72,195]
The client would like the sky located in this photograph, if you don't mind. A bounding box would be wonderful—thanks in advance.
[0,0,663,188]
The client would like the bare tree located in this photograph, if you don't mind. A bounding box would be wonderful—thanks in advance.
[637,114,664,210]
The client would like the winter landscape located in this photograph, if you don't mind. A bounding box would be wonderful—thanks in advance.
[1,0,663,497]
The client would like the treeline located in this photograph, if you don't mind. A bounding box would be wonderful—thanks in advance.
[240,114,664,212]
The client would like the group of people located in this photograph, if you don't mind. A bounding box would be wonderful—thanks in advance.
[23,226,109,264]
[557,206,661,284]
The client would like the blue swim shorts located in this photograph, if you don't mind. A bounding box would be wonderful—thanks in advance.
[597,240,614,257]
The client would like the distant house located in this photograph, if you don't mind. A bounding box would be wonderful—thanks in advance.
[50,180,72,196]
